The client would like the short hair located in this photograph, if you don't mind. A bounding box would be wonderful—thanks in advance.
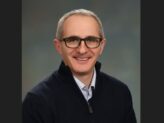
[56,9,105,40]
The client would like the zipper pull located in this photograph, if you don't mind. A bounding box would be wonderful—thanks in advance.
[88,103,93,114]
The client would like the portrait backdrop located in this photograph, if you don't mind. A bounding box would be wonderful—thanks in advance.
[22,0,140,122]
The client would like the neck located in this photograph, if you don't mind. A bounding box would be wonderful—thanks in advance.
[73,69,94,87]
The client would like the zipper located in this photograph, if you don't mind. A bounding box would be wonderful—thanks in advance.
[87,102,93,114]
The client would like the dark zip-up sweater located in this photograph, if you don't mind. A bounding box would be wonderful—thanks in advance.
[23,61,137,123]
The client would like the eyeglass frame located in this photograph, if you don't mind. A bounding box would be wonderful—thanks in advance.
[60,36,103,49]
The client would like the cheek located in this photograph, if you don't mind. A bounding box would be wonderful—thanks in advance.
[60,48,74,59]
[95,45,104,57]
[93,48,103,57]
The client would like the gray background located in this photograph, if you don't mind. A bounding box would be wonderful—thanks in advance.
[22,0,140,122]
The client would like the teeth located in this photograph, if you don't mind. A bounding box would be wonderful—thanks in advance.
[76,57,89,61]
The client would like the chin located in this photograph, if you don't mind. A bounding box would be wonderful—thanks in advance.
[67,57,95,74]
[73,69,91,75]
[72,64,93,75]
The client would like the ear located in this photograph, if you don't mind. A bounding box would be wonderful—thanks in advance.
[99,38,106,55]
[53,38,62,55]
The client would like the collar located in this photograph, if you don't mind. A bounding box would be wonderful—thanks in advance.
[73,67,96,90]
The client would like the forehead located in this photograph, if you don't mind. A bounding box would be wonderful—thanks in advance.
[62,15,100,37]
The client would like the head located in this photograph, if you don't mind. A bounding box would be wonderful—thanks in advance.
[54,9,106,76]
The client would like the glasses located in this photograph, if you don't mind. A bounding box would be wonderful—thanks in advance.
[61,36,102,48]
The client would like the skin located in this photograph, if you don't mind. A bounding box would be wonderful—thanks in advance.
[54,15,106,86]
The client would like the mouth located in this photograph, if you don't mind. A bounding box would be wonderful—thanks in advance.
[73,56,91,62]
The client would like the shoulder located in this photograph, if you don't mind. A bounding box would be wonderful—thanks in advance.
[22,72,58,123]
[100,72,128,88]
[23,70,60,103]
[99,71,131,95]
[99,71,133,104]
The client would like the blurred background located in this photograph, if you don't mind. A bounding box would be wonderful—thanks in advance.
[22,0,140,122]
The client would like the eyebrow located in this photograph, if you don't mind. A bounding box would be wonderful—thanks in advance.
[62,35,101,39]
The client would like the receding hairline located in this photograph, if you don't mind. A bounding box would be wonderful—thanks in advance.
[62,14,100,32]
[56,9,105,39]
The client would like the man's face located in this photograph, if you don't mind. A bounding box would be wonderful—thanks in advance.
[54,15,105,76]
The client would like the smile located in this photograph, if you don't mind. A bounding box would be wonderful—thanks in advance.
[73,57,91,62]
[76,57,89,61]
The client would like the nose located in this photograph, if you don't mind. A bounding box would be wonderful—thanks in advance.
[77,41,88,54]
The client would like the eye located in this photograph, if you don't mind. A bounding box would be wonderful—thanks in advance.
[70,37,80,42]
[64,36,80,43]
[85,37,100,42]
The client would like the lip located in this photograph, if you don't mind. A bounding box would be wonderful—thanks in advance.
[76,57,89,61]
[73,56,91,63]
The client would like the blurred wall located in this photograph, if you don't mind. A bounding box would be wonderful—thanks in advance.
[22,0,140,122]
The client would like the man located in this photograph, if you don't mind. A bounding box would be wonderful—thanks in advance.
[23,9,137,123]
